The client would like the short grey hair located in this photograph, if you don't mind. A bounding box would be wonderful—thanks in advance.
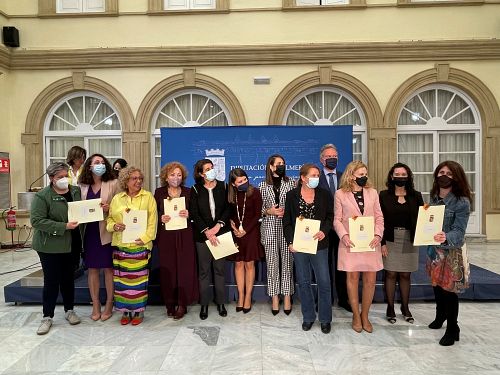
[320,144,338,158]
[46,161,69,177]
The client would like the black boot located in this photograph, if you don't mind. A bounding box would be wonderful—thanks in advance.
[429,286,446,329]
[217,304,227,317]
[439,325,460,346]
[439,291,460,346]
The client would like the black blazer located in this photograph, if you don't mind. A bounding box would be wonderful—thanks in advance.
[189,180,232,243]
[283,186,333,251]
[379,189,424,245]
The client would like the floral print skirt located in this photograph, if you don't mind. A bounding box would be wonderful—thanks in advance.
[426,246,470,294]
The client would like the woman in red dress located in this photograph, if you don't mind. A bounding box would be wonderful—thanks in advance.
[227,168,264,313]
[154,162,199,320]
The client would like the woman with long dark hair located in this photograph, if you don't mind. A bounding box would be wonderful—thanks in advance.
[427,160,471,346]
[227,168,264,313]
[79,153,120,321]
[379,163,424,325]
[259,154,296,315]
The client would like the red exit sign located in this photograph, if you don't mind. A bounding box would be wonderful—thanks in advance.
[0,158,10,173]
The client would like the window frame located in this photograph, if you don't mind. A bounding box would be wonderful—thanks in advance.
[282,86,368,164]
[282,0,366,10]
[149,0,229,14]
[150,88,233,188]
[38,0,118,17]
[397,0,483,7]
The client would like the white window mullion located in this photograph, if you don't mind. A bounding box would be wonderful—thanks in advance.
[191,0,216,9]
[83,0,105,12]
[165,0,189,9]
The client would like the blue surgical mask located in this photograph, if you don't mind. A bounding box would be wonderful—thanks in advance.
[204,169,216,181]
[306,177,320,189]
[237,182,249,192]
[325,158,338,170]
[92,164,106,177]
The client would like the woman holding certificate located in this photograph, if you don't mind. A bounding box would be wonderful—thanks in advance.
[379,163,424,325]
[154,162,199,320]
[259,154,296,315]
[283,163,333,334]
[427,161,471,346]
[31,162,82,335]
[106,167,158,326]
[190,158,232,320]
[227,168,264,313]
[334,160,384,333]
[79,154,120,321]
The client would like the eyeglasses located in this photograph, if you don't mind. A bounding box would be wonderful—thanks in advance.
[130,177,143,181]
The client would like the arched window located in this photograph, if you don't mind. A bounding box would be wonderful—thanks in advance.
[283,86,367,162]
[397,84,481,233]
[151,89,232,187]
[44,91,122,170]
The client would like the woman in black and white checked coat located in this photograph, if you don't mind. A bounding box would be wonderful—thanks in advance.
[259,154,296,315]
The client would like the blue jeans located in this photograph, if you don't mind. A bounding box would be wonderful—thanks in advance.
[293,248,332,323]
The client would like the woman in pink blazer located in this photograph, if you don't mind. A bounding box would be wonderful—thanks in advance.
[334,160,384,333]
[79,154,120,321]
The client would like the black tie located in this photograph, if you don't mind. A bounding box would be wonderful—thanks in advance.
[328,172,336,195]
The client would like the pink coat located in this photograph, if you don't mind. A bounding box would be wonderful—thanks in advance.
[334,187,384,272]
[80,179,120,246]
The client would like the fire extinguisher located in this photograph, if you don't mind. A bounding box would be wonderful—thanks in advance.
[2,207,17,231]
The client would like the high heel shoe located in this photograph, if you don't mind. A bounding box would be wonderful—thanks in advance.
[174,306,186,320]
[243,306,252,314]
[199,305,208,320]
[428,317,445,329]
[272,308,279,316]
[284,307,292,315]
[217,304,227,317]
[401,307,414,324]
[386,315,396,324]
[236,306,243,313]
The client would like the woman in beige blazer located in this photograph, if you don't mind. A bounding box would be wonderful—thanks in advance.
[79,154,120,321]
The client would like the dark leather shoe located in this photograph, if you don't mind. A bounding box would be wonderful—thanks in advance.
[236,306,243,312]
[199,305,208,320]
[338,301,352,313]
[173,306,186,320]
[272,309,279,316]
[217,304,227,317]
[321,323,331,334]
[439,325,460,346]
[302,322,314,331]
[243,306,251,314]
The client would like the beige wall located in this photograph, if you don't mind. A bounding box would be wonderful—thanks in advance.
[0,1,499,242]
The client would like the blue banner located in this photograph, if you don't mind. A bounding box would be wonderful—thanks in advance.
[160,126,353,186]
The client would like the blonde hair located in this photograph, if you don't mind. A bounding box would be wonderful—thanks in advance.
[339,160,373,192]
[118,166,144,191]
[159,161,188,187]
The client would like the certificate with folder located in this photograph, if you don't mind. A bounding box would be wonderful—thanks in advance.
[67,199,103,224]
[205,231,239,260]
[164,197,187,230]
[413,205,445,246]
[122,209,148,243]
[348,216,375,252]
[292,217,320,254]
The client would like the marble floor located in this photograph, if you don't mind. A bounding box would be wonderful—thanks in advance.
[0,243,499,375]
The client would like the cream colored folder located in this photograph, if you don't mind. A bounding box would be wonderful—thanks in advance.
[348,216,375,252]
[164,197,187,230]
[292,217,321,254]
[205,231,239,260]
[413,205,445,246]
[122,209,148,243]
[67,198,103,224]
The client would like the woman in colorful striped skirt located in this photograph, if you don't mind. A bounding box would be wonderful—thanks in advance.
[107,166,158,325]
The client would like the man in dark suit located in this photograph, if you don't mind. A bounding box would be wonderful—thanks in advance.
[318,144,351,312]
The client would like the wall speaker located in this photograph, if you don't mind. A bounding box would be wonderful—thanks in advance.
[2,27,20,48]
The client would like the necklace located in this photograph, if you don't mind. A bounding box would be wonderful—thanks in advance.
[236,192,247,232]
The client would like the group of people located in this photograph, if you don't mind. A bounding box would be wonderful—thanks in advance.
[30,144,471,346]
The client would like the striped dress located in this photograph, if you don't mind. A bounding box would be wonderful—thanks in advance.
[106,189,158,313]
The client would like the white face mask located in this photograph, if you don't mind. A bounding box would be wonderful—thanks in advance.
[204,169,216,181]
[54,177,69,190]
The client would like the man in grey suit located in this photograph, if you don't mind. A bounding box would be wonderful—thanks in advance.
[318,144,351,312]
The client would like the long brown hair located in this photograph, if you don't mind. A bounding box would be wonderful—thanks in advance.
[430,160,472,202]
[227,168,254,203]
[264,154,289,185]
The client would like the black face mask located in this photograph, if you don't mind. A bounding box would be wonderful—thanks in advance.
[275,165,286,177]
[355,176,368,187]
[325,158,338,170]
[237,181,249,192]
[437,175,453,188]
[392,177,408,187]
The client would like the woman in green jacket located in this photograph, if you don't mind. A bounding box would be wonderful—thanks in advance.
[31,161,83,335]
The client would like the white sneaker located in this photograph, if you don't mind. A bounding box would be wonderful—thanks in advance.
[65,310,81,325]
[37,317,53,335]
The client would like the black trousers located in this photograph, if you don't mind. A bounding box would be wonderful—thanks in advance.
[38,251,75,318]
[195,242,226,305]
[328,229,348,305]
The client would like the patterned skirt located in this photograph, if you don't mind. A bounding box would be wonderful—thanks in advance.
[426,246,469,294]
[113,246,151,312]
